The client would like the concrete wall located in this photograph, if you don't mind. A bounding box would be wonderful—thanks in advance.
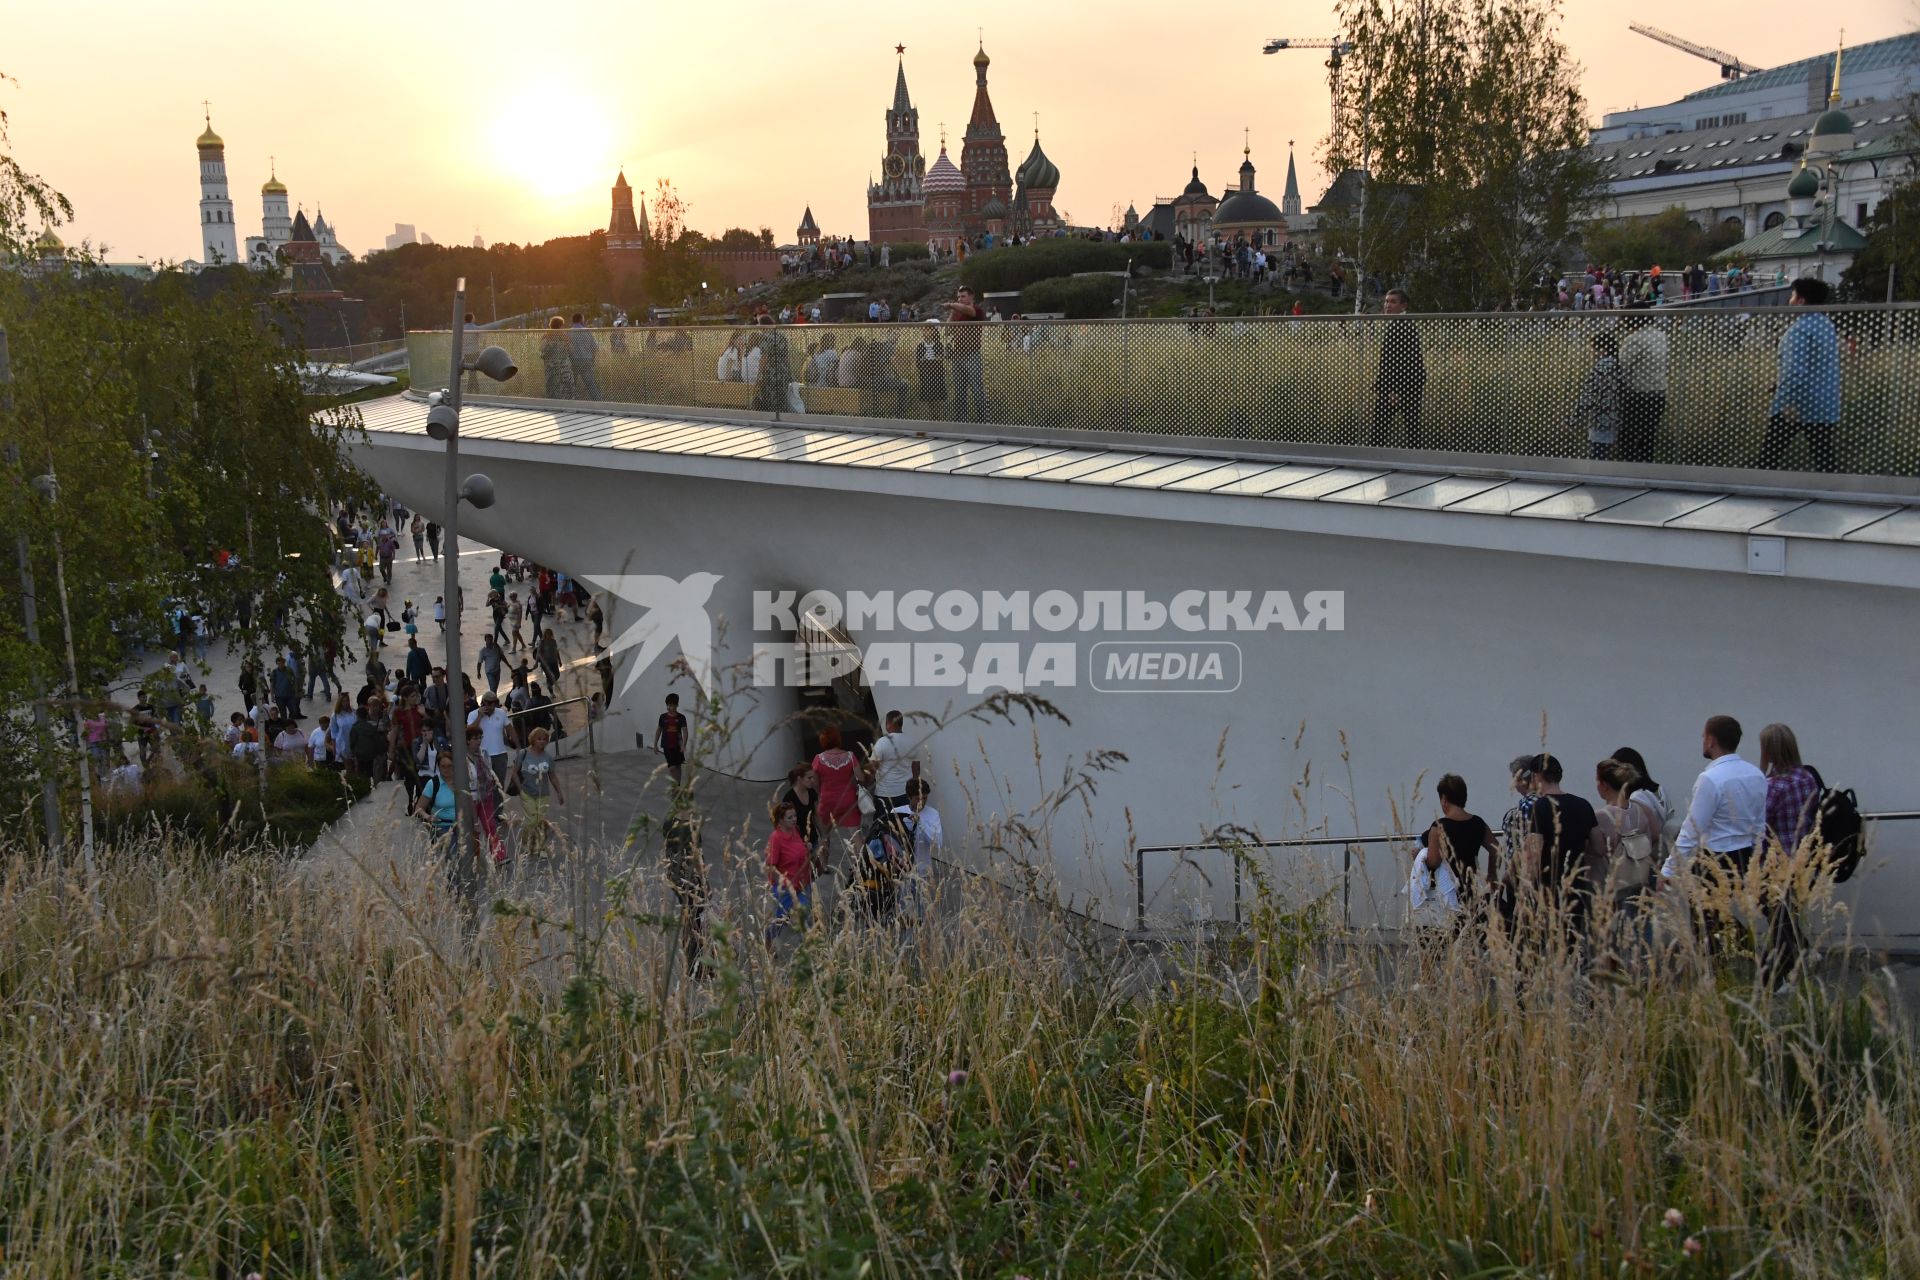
[355,432,1920,949]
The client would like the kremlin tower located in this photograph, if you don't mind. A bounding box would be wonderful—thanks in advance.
[607,169,647,251]
[196,110,240,266]
[863,42,1059,249]
[960,42,1012,238]
[867,48,927,244]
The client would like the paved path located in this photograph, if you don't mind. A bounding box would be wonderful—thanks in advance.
[120,532,635,755]
[299,741,994,979]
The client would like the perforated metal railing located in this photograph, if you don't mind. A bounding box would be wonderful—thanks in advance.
[408,306,1920,480]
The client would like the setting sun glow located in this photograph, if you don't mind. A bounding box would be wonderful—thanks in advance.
[490,83,615,198]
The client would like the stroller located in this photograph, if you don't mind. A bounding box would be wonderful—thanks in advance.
[846,803,910,927]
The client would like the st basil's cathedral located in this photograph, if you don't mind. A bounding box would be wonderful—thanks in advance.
[866,43,1061,252]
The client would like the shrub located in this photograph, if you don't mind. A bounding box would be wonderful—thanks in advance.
[1019,275,1123,319]
[961,239,1172,294]
[94,760,369,850]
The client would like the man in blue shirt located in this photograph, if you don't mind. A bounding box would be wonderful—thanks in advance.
[1757,277,1841,472]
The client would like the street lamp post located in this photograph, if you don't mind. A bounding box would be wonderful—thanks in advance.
[429,279,516,864]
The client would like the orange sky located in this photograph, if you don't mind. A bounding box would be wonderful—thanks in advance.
[8,0,1913,263]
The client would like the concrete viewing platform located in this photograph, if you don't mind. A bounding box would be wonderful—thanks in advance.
[340,327,1920,951]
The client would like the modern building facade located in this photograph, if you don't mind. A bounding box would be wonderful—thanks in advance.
[1589,34,1917,238]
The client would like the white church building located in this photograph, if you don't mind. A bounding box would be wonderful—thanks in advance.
[193,112,349,271]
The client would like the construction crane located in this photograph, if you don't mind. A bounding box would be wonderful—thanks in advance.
[1264,35,1368,313]
[1629,23,1762,82]
[1263,37,1356,159]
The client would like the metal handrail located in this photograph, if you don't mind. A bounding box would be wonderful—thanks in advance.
[1133,811,1920,934]
[405,305,1920,484]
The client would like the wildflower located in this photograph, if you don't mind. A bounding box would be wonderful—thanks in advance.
[1682,1236,1702,1257]
[1663,1208,1685,1230]
[947,1069,969,1087]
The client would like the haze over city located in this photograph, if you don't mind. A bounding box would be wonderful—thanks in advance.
[11,0,1912,261]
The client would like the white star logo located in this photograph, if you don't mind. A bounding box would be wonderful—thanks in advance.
[584,572,723,697]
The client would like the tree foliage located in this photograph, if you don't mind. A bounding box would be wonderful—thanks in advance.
[1323,0,1607,309]
[0,112,373,813]
[1583,206,1745,272]
[1840,169,1920,302]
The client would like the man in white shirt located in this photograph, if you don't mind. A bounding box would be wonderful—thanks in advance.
[1661,715,1768,955]
[869,710,921,810]
[467,691,517,787]
[308,715,332,766]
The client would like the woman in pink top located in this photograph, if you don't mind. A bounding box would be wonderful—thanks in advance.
[765,802,814,945]
[811,725,864,835]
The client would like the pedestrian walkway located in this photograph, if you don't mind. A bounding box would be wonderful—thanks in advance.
[298,743,1003,978]
[118,531,625,757]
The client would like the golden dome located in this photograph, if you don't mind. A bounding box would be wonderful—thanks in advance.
[262,167,287,195]
[973,43,990,68]
[197,123,224,150]
[34,229,63,253]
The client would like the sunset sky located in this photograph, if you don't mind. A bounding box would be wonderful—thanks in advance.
[9,0,1912,263]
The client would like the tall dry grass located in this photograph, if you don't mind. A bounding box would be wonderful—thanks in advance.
[0,829,1914,1277]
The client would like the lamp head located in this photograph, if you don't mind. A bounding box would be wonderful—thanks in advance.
[469,345,518,382]
[425,403,459,441]
[459,473,495,509]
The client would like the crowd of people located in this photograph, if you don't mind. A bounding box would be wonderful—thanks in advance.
[760,711,940,948]
[1408,714,1856,986]
[89,493,613,865]
[1553,261,1778,311]
[1367,276,1845,469]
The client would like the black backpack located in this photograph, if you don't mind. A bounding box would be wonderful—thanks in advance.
[1806,767,1866,882]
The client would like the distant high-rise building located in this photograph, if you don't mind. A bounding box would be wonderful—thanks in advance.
[196,110,240,266]
[384,224,419,252]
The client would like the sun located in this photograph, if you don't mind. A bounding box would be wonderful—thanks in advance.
[490,83,615,197]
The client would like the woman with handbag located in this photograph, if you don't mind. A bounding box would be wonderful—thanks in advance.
[1594,757,1662,962]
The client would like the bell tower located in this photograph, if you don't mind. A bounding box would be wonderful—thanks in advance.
[196,104,239,267]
